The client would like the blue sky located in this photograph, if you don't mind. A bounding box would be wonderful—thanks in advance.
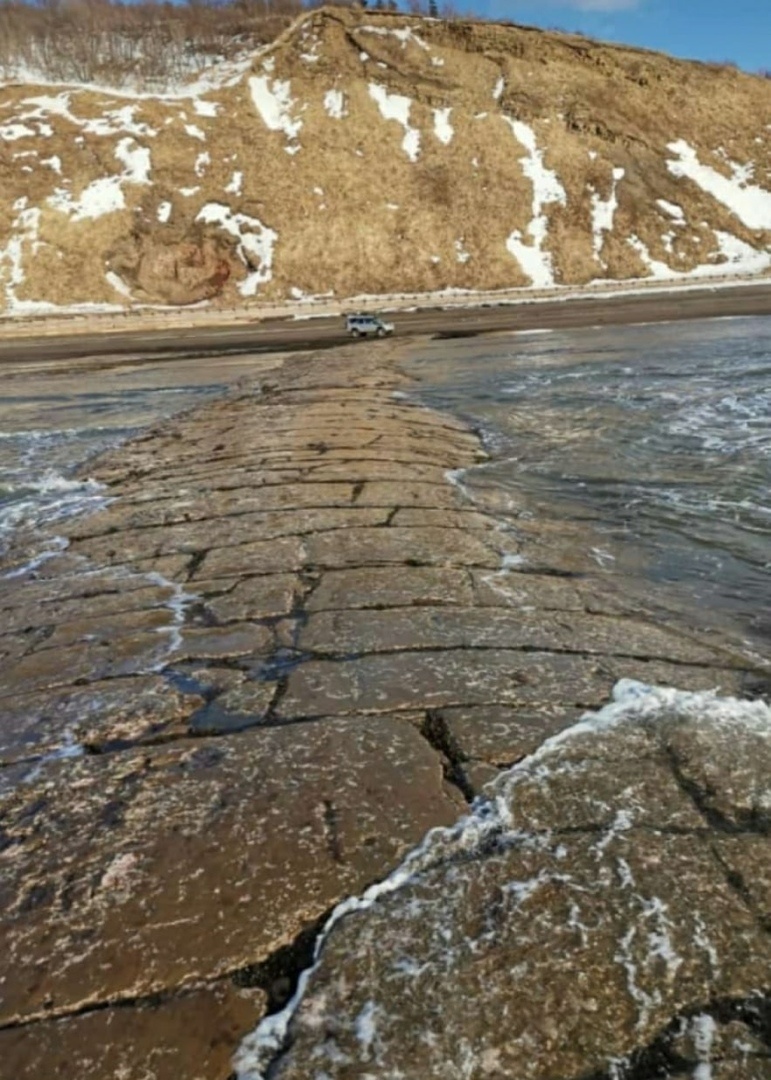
[469,0,770,73]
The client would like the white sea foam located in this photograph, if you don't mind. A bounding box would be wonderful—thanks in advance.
[21,726,85,783]
[143,569,198,664]
[1,534,70,579]
[233,680,771,1079]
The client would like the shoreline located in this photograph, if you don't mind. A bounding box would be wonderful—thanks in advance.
[1,272,770,346]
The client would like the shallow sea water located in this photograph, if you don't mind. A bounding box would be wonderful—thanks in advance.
[406,315,771,648]
[0,350,280,556]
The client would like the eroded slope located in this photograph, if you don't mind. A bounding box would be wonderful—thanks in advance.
[1,9,770,310]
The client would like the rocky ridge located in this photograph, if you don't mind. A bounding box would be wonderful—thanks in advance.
[0,343,768,1078]
[1,6,770,314]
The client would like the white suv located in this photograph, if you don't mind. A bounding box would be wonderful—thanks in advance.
[345,313,395,338]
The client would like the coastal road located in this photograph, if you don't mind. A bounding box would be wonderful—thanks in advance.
[2,282,771,366]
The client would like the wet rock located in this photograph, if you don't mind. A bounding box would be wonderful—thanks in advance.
[304,526,509,570]
[176,624,274,661]
[71,506,391,565]
[277,649,616,717]
[0,982,265,1080]
[0,676,203,763]
[306,566,475,611]
[0,630,176,695]
[189,680,278,732]
[0,346,766,1079]
[441,704,586,766]
[205,575,302,622]
[239,686,771,1080]
[1,717,459,1026]
[296,606,729,665]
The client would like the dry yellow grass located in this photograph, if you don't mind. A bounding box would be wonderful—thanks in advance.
[1,5,769,314]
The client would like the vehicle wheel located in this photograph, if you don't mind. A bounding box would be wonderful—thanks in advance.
[376,327,386,338]
[350,329,360,338]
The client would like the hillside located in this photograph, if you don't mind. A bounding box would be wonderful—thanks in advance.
[1,5,770,316]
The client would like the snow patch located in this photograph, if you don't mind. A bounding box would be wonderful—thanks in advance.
[115,137,151,184]
[47,135,151,222]
[590,166,625,266]
[156,201,172,223]
[0,203,41,309]
[105,270,132,298]
[49,177,119,221]
[368,83,420,162]
[196,202,277,296]
[698,231,771,277]
[81,105,156,138]
[493,75,505,101]
[323,89,346,120]
[0,122,36,140]
[194,151,211,178]
[249,75,302,148]
[504,119,567,288]
[224,171,243,196]
[183,123,206,141]
[657,199,685,223]
[432,106,453,146]
[360,25,430,51]
[667,140,771,231]
[455,239,471,264]
[628,235,677,280]
[193,99,219,118]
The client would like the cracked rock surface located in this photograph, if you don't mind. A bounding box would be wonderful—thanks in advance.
[240,686,771,1080]
[0,344,768,1078]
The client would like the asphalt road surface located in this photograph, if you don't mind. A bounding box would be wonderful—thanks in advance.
[2,283,771,368]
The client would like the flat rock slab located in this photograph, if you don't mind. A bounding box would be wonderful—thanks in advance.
[237,686,771,1080]
[1,716,459,1026]
[0,982,264,1080]
[276,649,749,720]
[0,676,204,765]
[295,606,729,665]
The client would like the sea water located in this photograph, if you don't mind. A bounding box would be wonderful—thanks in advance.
[0,350,277,560]
[406,314,771,646]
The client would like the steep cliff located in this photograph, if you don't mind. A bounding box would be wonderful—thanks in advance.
[1,5,770,314]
